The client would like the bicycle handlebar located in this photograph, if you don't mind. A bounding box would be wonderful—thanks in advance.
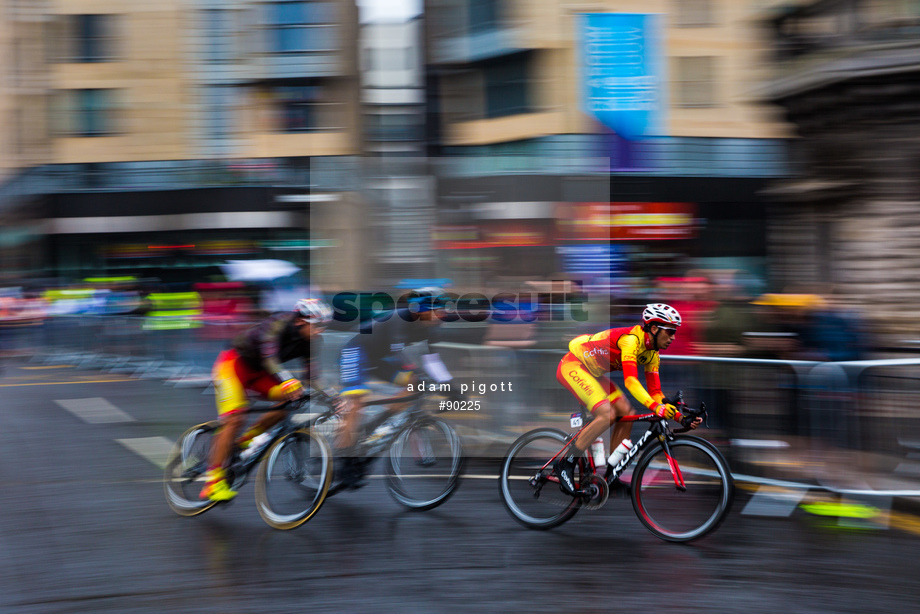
[673,399,707,434]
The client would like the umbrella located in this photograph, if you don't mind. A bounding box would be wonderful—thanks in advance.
[220,259,301,282]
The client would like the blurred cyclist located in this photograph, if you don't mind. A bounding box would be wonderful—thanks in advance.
[336,287,455,487]
[554,303,702,495]
[200,298,332,502]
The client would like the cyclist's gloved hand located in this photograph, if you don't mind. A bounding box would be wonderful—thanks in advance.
[662,391,683,407]
[653,403,681,421]
[280,378,304,400]
[681,414,704,429]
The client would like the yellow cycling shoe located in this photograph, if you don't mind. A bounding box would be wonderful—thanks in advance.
[200,470,238,502]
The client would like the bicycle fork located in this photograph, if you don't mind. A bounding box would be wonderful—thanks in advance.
[658,437,686,492]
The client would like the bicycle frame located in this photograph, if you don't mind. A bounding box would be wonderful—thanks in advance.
[224,398,311,487]
[537,411,690,494]
[311,388,426,436]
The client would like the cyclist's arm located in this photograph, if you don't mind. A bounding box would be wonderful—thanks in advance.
[301,334,323,388]
[419,352,452,383]
[617,335,659,411]
[644,354,665,405]
[258,316,293,383]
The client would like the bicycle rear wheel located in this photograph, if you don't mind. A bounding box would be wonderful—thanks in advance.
[164,421,220,517]
[385,418,464,510]
[631,436,733,542]
[499,428,581,530]
[254,428,332,530]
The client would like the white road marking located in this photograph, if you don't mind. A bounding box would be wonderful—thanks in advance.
[731,439,790,449]
[54,397,135,423]
[115,437,174,469]
[741,485,807,517]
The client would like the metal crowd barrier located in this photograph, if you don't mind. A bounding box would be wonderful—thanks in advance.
[16,317,920,471]
[806,359,920,474]
[25,314,242,380]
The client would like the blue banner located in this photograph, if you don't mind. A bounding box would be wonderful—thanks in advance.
[580,13,666,141]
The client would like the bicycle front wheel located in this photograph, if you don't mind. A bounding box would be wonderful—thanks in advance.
[164,421,220,517]
[499,428,581,530]
[385,418,464,510]
[312,411,350,496]
[254,428,332,530]
[631,436,733,542]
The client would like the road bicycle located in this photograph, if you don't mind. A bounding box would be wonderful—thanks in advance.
[164,396,333,530]
[499,392,733,542]
[309,385,464,511]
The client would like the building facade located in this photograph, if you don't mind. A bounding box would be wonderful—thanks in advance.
[0,0,366,289]
[761,0,920,331]
[424,0,793,293]
[358,18,436,284]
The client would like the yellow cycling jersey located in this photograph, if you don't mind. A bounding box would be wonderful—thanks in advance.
[566,325,664,410]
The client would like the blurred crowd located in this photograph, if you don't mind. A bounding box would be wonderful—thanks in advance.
[0,270,873,364]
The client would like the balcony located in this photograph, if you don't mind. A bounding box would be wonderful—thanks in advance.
[429,21,530,65]
[768,9,920,99]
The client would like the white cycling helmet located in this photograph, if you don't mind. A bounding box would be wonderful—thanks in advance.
[293,298,332,323]
[642,303,681,328]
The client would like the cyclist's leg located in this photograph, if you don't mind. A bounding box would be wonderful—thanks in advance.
[237,374,292,443]
[554,353,617,493]
[374,365,418,419]
[556,353,617,451]
[342,369,411,445]
[608,391,634,455]
[203,351,249,500]
[337,347,416,446]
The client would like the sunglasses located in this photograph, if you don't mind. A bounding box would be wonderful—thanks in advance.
[658,327,677,336]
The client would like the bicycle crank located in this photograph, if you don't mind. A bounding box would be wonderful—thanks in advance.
[530,474,609,510]
[579,475,609,510]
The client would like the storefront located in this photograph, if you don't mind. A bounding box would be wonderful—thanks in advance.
[39,187,314,285]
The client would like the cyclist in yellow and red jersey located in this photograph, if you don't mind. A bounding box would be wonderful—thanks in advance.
[200,298,333,502]
[554,303,701,495]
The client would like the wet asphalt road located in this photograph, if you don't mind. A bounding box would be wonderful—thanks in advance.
[1,362,919,613]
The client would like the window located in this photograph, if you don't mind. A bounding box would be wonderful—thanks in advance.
[204,9,239,63]
[268,1,337,53]
[469,0,500,34]
[50,89,122,137]
[369,47,411,71]
[675,0,714,27]
[47,14,119,63]
[202,86,236,143]
[366,113,422,141]
[46,14,118,63]
[484,53,530,118]
[675,56,717,107]
[272,84,339,132]
[77,15,118,61]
